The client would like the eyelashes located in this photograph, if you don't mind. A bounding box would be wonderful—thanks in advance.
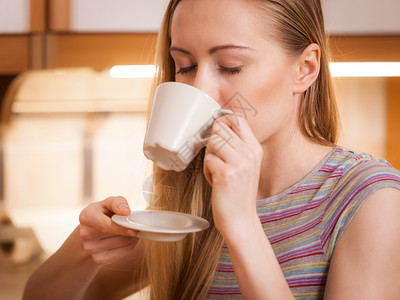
[176,65,197,75]
[220,66,242,75]
[176,65,242,75]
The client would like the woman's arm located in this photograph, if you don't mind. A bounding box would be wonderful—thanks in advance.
[324,188,400,300]
[23,226,102,300]
[223,218,295,299]
[204,115,294,300]
[23,197,144,300]
[83,238,146,300]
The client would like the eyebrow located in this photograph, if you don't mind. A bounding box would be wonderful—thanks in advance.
[170,44,253,55]
[209,45,253,54]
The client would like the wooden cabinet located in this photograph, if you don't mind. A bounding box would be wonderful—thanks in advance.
[45,33,157,69]
[0,0,163,74]
[1,0,400,74]
[387,78,400,170]
[329,36,400,62]
[44,0,163,69]
[0,0,45,74]
[0,32,157,74]
[0,36,30,73]
[0,34,44,74]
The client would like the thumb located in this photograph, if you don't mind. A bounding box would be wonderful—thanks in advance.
[104,196,132,216]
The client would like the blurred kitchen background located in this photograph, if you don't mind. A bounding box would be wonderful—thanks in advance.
[0,0,399,299]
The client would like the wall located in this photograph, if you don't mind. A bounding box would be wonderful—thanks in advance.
[323,0,400,35]
[335,77,387,158]
[70,0,169,32]
[0,0,29,33]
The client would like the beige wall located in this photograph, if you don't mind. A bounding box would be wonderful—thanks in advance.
[335,77,388,159]
[2,69,152,211]
[3,113,151,211]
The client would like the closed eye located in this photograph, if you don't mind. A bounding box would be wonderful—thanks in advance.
[176,65,197,75]
[176,65,243,76]
[219,66,242,75]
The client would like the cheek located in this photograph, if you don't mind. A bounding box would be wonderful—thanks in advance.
[235,72,297,142]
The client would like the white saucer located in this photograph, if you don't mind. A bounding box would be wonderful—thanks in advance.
[112,210,210,242]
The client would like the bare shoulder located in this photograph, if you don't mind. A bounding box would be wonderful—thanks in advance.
[83,239,147,299]
[324,188,400,300]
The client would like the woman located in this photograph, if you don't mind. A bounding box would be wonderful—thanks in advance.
[24,0,400,299]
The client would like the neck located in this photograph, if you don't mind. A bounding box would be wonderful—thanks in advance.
[257,130,333,200]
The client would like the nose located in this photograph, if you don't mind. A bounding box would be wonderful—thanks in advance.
[191,67,221,104]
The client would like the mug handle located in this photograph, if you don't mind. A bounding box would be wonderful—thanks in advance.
[194,109,234,147]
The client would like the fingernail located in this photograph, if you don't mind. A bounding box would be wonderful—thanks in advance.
[118,203,130,210]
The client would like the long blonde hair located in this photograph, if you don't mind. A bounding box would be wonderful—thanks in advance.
[253,0,338,146]
[144,0,338,299]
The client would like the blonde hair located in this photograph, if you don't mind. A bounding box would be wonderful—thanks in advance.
[144,0,338,299]
[253,0,338,146]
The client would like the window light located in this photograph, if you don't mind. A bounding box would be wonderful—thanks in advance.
[109,65,157,78]
[329,62,400,77]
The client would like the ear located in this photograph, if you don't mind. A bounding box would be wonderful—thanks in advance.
[293,43,321,94]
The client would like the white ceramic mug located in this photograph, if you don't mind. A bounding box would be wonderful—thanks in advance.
[143,82,232,172]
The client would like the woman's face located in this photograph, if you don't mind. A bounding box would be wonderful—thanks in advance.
[170,0,302,145]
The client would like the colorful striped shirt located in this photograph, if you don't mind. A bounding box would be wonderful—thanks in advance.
[206,146,400,299]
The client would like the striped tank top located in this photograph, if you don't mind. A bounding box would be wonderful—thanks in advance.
[206,146,400,299]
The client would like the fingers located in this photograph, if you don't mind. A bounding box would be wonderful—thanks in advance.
[82,235,138,256]
[79,197,136,237]
[203,113,263,186]
[79,223,137,241]
[101,196,131,216]
[79,196,140,265]
[85,237,139,265]
[206,114,260,164]
[215,113,259,145]
[207,122,240,162]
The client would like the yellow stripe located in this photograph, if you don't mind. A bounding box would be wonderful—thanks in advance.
[259,181,334,208]
[262,196,329,233]
[326,200,357,256]
[214,276,236,280]
[265,210,321,232]
[281,261,329,271]
[273,230,319,251]
[260,184,336,232]
[259,192,315,207]
[324,164,360,217]
[324,163,371,254]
